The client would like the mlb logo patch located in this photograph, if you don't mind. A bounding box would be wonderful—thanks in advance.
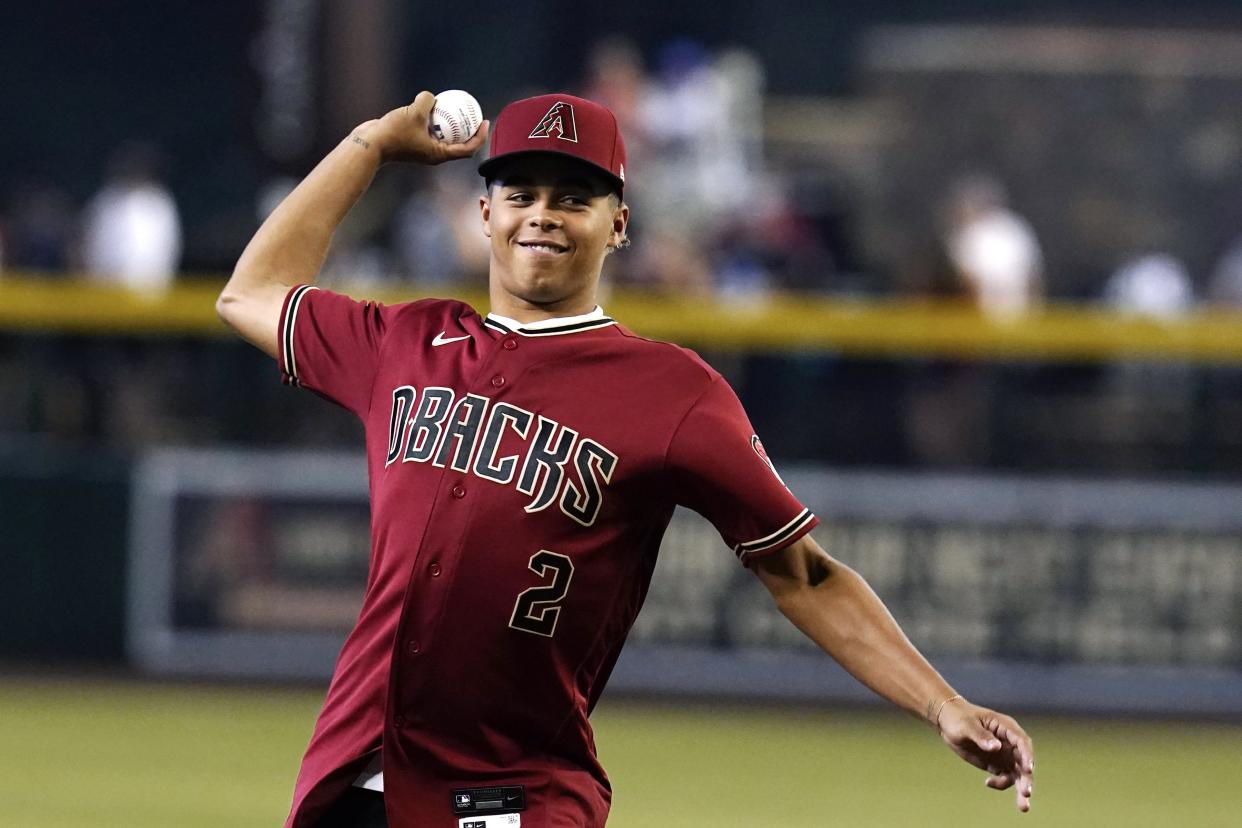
[456,793,473,807]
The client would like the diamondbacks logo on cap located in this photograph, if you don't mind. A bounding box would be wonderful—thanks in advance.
[528,101,578,143]
[752,435,786,486]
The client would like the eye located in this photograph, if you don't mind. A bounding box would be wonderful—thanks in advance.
[506,191,533,204]
[561,194,589,207]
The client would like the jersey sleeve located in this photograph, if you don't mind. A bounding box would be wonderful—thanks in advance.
[276,285,395,417]
[665,375,819,567]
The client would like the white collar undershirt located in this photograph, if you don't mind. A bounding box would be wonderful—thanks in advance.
[485,305,607,331]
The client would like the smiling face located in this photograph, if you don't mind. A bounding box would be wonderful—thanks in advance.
[480,154,628,321]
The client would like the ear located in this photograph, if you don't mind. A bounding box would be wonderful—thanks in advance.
[610,203,630,247]
[479,195,492,239]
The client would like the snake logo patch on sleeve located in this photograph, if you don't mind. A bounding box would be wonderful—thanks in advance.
[751,435,786,486]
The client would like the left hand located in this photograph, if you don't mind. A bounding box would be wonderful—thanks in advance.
[936,697,1035,813]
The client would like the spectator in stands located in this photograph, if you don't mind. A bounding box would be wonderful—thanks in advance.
[1207,238,1242,309]
[630,230,714,296]
[1100,251,1197,469]
[640,40,763,239]
[942,173,1043,318]
[712,175,836,297]
[583,37,649,164]
[81,142,182,292]
[903,173,1043,468]
[6,182,75,272]
[1105,252,1194,318]
[580,38,653,291]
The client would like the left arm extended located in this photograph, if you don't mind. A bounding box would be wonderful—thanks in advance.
[752,533,1035,812]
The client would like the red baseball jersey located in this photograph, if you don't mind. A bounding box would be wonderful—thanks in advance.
[277,285,818,828]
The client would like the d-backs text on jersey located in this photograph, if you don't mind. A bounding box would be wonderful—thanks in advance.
[385,385,617,527]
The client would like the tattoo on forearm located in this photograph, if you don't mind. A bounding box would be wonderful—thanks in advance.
[807,557,831,587]
[352,135,371,149]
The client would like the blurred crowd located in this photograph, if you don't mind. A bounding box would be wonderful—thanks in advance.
[4,36,1242,472]
[932,171,1242,320]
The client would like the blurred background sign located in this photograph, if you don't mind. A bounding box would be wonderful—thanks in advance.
[125,448,1242,715]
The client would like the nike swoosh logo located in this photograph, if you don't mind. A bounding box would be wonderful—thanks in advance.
[432,331,471,347]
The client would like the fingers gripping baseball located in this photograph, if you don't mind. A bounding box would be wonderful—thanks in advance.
[937,699,1035,813]
[363,91,489,165]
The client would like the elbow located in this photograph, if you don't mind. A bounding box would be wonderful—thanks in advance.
[215,285,239,328]
[215,270,255,330]
[771,589,803,621]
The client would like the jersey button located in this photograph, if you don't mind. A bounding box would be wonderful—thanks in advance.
[393,714,405,727]
[490,375,506,388]
[429,562,442,577]
[502,338,518,350]
[451,484,466,498]
[407,639,421,656]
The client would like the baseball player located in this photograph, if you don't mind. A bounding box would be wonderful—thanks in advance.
[217,91,1034,828]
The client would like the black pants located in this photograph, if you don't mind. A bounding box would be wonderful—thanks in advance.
[312,786,389,828]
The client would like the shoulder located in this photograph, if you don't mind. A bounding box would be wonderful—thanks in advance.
[596,324,731,418]
[609,324,721,385]
[388,296,477,321]
[292,292,479,328]
[373,297,484,336]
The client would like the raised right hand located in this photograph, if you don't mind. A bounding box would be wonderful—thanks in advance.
[355,91,490,165]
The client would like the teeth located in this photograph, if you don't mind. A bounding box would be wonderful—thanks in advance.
[524,244,564,254]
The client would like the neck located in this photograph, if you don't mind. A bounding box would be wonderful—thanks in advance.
[488,285,599,324]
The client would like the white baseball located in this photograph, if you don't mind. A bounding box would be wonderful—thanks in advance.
[430,89,483,144]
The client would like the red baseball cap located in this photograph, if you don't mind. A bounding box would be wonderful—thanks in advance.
[478,93,627,193]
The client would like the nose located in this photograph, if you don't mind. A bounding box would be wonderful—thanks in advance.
[529,214,562,230]
[528,201,563,231]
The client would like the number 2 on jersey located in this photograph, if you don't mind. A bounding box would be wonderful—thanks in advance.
[509,550,574,637]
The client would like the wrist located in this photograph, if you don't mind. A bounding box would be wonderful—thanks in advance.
[927,692,965,730]
[347,119,387,160]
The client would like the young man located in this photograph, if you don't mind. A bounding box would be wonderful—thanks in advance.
[217,91,1034,828]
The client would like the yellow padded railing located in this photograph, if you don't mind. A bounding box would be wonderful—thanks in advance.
[3,273,1242,363]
